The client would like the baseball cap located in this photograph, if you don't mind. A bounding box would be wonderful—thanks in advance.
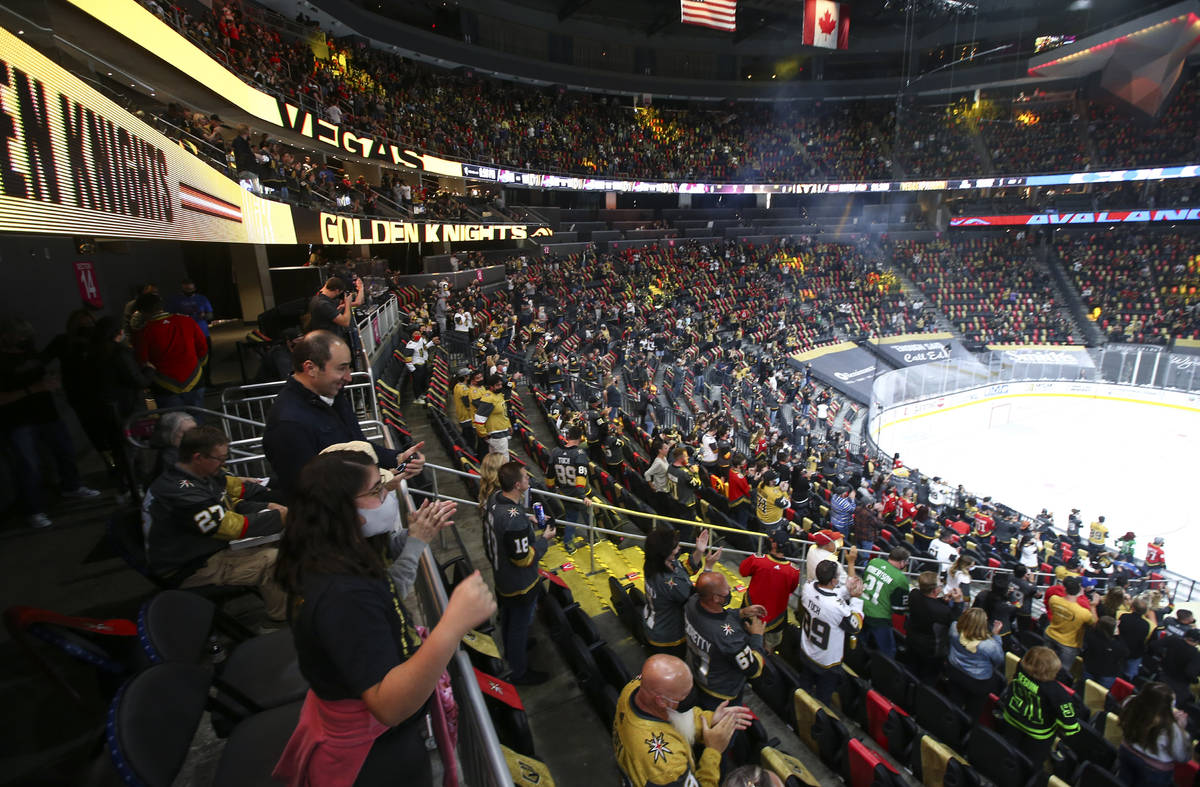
[812,529,842,548]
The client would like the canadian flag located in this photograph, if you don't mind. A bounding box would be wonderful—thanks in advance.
[802,0,850,50]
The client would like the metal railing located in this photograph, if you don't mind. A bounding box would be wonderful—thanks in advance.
[198,374,512,785]
[355,295,401,360]
[218,373,382,478]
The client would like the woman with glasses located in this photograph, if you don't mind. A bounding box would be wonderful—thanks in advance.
[273,450,496,787]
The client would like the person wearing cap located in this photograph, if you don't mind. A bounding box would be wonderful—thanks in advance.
[600,415,633,482]
[803,529,857,586]
[798,560,865,705]
[546,424,590,552]
[852,502,885,569]
[306,276,359,339]
[254,326,303,384]
[860,546,911,659]
[1046,575,1099,670]
[754,470,791,538]
[829,485,856,537]
[1088,516,1109,558]
[738,531,801,651]
[1065,508,1082,546]
[583,393,608,466]
[928,529,960,575]
[1155,626,1200,706]
[1115,531,1136,563]
[401,329,432,404]
[451,368,476,450]
[1054,555,1084,583]
[666,446,703,540]
[1145,536,1167,571]
[472,373,512,456]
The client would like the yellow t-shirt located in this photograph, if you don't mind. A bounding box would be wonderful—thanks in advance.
[1046,595,1094,650]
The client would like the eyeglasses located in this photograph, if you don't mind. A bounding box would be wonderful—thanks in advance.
[357,479,387,500]
[205,453,230,464]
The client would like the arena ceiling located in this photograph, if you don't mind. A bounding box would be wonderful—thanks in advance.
[442,0,1176,45]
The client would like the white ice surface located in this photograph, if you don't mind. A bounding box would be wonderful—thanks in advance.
[877,394,1200,563]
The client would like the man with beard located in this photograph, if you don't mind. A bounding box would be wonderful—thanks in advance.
[612,654,754,787]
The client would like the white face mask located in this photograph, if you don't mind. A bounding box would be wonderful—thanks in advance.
[359,490,400,538]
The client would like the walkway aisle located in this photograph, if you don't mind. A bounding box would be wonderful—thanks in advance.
[401,393,622,785]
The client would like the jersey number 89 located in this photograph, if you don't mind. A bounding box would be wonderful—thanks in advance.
[799,606,832,650]
[553,463,577,487]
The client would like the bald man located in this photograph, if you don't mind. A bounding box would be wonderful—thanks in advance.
[612,654,753,787]
[683,572,768,710]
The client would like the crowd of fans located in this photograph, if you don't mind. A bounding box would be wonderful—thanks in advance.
[893,107,984,178]
[1090,72,1200,169]
[1059,232,1200,343]
[981,101,1088,175]
[136,0,1200,185]
[394,239,1200,786]
[891,236,1078,344]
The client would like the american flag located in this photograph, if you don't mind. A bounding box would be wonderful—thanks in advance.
[681,0,737,31]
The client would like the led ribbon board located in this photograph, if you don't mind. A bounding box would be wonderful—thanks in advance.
[294,209,554,245]
[950,208,1200,226]
[0,27,295,243]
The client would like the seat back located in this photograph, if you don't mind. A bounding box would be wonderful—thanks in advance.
[137,591,216,665]
[607,577,644,644]
[759,746,820,787]
[565,604,601,645]
[106,508,158,583]
[913,683,971,751]
[965,724,1033,787]
[106,663,211,787]
[751,654,802,724]
[1060,721,1117,771]
[1082,679,1108,716]
[869,654,914,710]
[1072,761,1125,786]
[865,690,903,752]
[793,688,835,757]
[918,734,969,787]
[591,643,632,691]
[1004,651,1020,682]
[847,738,901,787]
[1109,677,1135,703]
[811,707,850,776]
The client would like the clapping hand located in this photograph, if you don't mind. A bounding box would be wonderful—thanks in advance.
[407,499,456,542]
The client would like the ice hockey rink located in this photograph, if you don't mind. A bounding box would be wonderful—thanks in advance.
[875,388,1200,563]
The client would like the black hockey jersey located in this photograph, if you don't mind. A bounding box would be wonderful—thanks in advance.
[683,595,764,700]
[142,466,282,576]
[484,491,547,597]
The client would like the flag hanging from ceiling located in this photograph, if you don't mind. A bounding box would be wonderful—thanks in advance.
[681,0,737,32]
[802,0,850,49]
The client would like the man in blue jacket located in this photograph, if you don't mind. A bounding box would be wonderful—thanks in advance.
[263,331,423,500]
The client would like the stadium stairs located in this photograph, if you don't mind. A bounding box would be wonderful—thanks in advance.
[1040,243,1108,347]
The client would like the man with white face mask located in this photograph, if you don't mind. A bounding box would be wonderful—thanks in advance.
[485,461,555,684]
[613,654,753,787]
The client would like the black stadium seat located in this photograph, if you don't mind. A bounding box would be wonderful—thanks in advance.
[100,662,301,787]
